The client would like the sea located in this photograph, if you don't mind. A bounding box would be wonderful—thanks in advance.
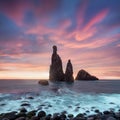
[0,80,120,115]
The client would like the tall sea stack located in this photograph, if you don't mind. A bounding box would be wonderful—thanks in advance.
[65,60,74,82]
[49,45,64,81]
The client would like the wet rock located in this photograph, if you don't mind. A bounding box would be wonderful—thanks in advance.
[49,45,65,82]
[109,102,115,104]
[15,117,26,120]
[68,114,74,119]
[38,111,46,118]
[61,111,67,115]
[16,112,26,118]
[21,103,30,107]
[2,118,9,120]
[107,116,116,120]
[0,103,6,106]
[86,110,90,113]
[52,115,61,120]
[45,114,52,120]
[27,96,34,99]
[1,111,17,120]
[27,110,36,118]
[76,113,84,118]
[103,111,111,115]
[60,113,66,120]
[20,108,27,113]
[38,80,49,86]
[75,69,99,80]
[65,59,74,82]
[94,109,100,113]
[31,116,39,120]
[48,104,52,107]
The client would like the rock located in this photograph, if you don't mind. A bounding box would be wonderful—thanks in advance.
[37,111,46,118]
[76,113,84,118]
[21,103,30,107]
[2,118,9,120]
[60,113,66,120]
[20,108,27,113]
[107,116,116,120]
[38,80,49,86]
[65,59,74,82]
[75,69,99,80]
[1,111,17,120]
[16,112,26,118]
[45,114,52,120]
[27,96,34,99]
[103,111,111,115]
[31,116,39,120]
[49,45,64,82]
[68,114,74,118]
[94,109,100,113]
[26,110,36,118]
[15,117,26,120]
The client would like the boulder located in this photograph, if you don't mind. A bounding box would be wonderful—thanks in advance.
[65,60,74,82]
[75,69,99,80]
[49,45,64,82]
[38,80,49,86]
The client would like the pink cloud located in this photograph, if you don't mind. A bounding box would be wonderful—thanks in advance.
[83,9,109,32]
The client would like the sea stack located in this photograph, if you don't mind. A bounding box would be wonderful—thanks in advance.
[49,45,64,81]
[65,60,74,82]
[75,69,99,80]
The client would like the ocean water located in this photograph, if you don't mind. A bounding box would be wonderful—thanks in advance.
[0,80,120,115]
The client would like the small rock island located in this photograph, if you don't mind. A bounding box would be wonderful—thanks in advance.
[49,45,99,82]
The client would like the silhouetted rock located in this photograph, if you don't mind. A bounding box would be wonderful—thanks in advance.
[49,45,64,82]
[75,69,99,80]
[65,59,74,82]
[38,80,49,86]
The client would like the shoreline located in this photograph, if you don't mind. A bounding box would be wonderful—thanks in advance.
[0,108,120,120]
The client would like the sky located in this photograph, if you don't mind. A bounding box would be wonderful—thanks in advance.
[0,0,120,79]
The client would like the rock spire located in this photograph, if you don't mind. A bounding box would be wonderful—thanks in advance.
[65,60,74,82]
[49,45,64,81]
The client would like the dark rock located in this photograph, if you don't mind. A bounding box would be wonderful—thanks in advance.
[76,113,84,118]
[31,116,39,120]
[52,115,61,120]
[45,114,52,120]
[107,116,116,120]
[68,114,74,118]
[15,117,26,120]
[103,111,111,115]
[38,80,49,86]
[60,113,66,120]
[61,111,67,115]
[16,112,26,118]
[20,108,27,113]
[65,59,74,82]
[27,96,34,99]
[75,69,99,80]
[26,110,36,118]
[94,109,100,113]
[109,102,115,104]
[86,110,90,113]
[0,103,6,106]
[48,104,52,107]
[38,111,46,118]
[49,45,65,82]
[21,103,30,107]
[2,118,9,120]
[1,111,17,120]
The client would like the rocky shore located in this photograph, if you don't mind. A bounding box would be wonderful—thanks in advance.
[0,108,120,120]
